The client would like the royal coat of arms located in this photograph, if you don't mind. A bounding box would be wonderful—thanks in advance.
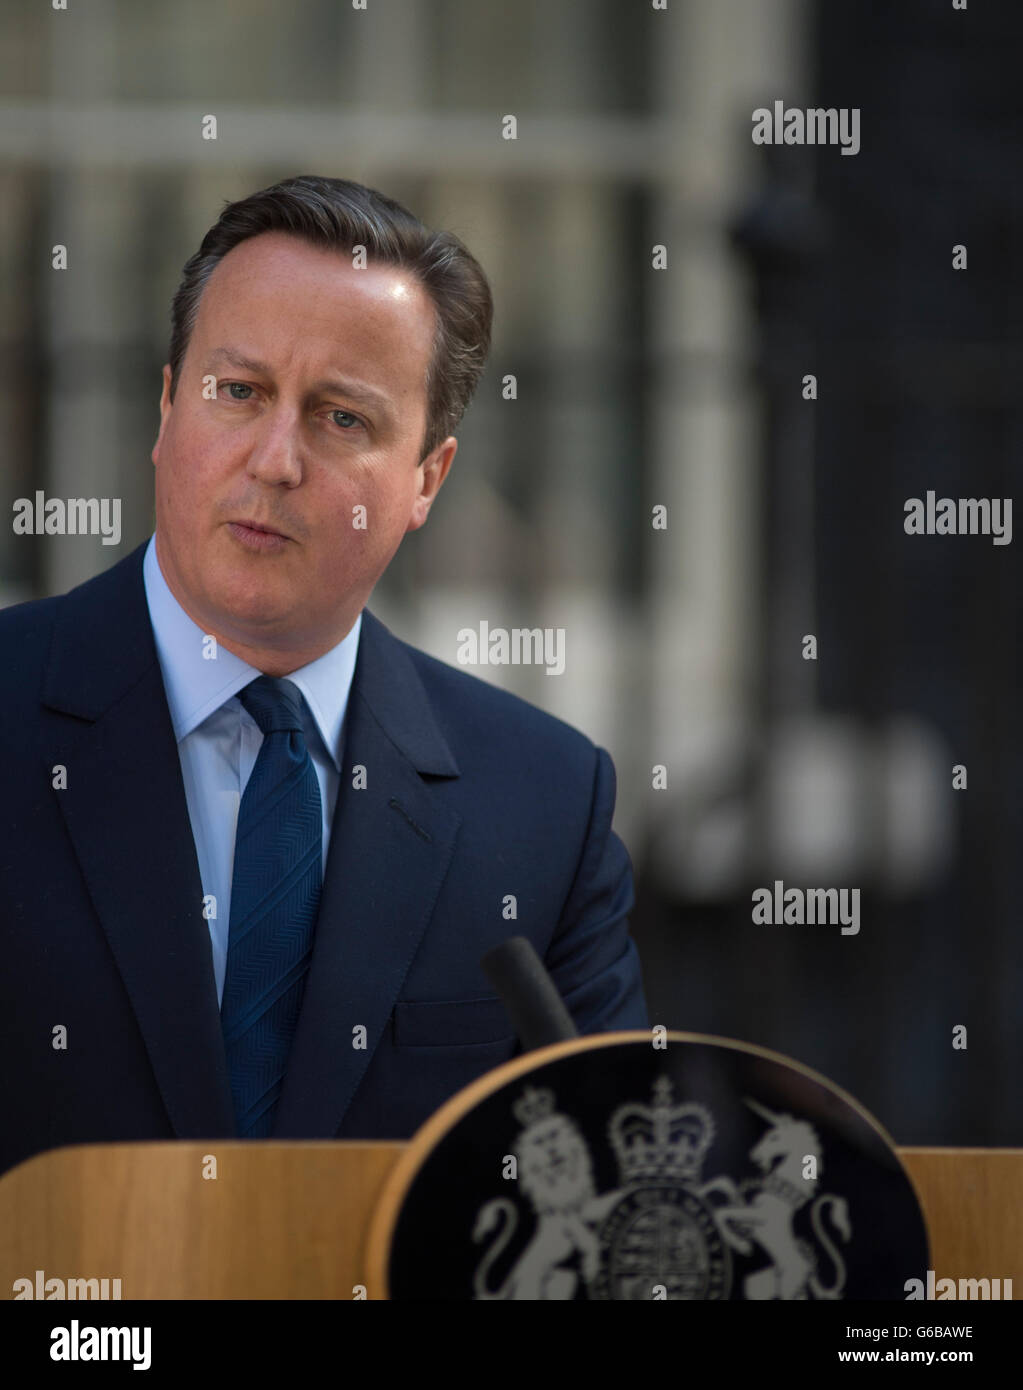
[471,1076,852,1300]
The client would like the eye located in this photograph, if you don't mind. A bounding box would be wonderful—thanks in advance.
[327,409,363,430]
[221,381,254,400]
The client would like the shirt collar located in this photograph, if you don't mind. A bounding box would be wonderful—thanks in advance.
[142,533,361,770]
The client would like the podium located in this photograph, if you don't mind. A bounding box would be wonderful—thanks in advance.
[2,1033,1021,1299]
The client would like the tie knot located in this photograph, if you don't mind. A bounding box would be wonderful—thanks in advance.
[239,675,306,735]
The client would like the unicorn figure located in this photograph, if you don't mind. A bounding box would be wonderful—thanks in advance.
[696,1099,852,1299]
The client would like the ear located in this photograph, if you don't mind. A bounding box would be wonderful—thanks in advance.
[406,436,457,532]
[151,364,174,467]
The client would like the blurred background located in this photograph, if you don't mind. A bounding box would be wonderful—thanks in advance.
[1,0,1019,1144]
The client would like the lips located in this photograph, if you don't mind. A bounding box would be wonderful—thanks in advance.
[225,519,293,554]
[230,519,288,539]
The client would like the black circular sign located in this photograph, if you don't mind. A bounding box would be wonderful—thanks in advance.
[375,1033,929,1300]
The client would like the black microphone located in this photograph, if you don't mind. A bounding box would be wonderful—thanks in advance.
[480,935,579,1052]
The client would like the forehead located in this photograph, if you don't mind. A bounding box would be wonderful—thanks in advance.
[191,231,436,389]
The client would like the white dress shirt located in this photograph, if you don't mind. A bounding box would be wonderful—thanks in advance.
[142,534,362,1006]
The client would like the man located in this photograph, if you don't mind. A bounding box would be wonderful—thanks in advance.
[0,175,647,1176]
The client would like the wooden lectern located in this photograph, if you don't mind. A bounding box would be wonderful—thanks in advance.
[2,1034,1021,1299]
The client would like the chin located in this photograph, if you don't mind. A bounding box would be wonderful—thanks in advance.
[210,580,293,630]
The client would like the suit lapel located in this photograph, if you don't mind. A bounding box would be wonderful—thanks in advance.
[42,544,237,1139]
[273,610,462,1137]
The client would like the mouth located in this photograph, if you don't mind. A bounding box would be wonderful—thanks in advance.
[226,519,291,552]
[231,518,288,537]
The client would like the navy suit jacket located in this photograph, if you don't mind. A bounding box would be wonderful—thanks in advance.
[0,541,647,1176]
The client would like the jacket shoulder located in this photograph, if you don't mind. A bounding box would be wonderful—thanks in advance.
[0,590,61,683]
[391,630,600,769]
[0,544,147,700]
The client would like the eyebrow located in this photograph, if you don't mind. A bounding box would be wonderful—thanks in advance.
[203,347,395,419]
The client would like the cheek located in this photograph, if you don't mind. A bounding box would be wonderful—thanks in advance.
[338,469,418,534]
[163,467,208,534]
[154,454,183,516]
[158,423,206,500]
[187,462,244,534]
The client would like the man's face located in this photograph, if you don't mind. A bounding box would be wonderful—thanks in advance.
[151,230,456,671]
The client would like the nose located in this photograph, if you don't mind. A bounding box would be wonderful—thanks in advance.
[244,403,305,487]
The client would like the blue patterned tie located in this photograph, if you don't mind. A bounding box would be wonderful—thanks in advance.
[221,676,323,1138]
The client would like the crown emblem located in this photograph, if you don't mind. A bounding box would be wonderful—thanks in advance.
[512,1085,557,1129]
[608,1076,714,1186]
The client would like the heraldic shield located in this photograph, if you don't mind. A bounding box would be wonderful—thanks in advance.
[367,1033,929,1300]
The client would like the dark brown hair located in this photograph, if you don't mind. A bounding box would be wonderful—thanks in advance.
[167,174,493,459]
